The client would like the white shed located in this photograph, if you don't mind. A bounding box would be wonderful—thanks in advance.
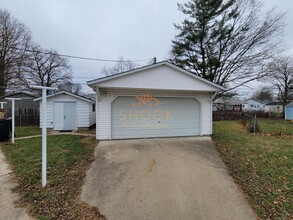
[87,61,225,140]
[35,91,96,131]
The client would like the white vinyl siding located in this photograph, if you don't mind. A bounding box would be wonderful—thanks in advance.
[99,65,220,92]
[89,104,96,126]
[39,94,95,129]
[96,90,212,140]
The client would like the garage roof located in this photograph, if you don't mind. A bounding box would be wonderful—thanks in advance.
[87,61,226,92]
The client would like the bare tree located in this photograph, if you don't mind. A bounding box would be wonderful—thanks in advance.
[0,9,32,96]
[251,86,274,101]
[58,80,83,95]
[267,56,293,116]
[22,44,72,93]
[170,0,285,91]
[101,57,139,76]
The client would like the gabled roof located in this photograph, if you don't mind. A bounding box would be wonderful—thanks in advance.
[34,91,94,103]
[3,91,39,98]
[247,99,270,105]
[87,61,226,91]
[266,101,283,106]
[286,102,293,107]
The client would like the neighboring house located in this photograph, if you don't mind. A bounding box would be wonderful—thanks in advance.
[264,101,283,113]
[285,102,293,120]
[243,99,270,112]
[0,91,39,111]
[87,61,225,140]
[213,98,246,112]
[35,91,96,131]
[213,99,225,111]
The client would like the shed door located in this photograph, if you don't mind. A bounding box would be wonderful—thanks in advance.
[53,102,76,130]
[111,96,200,139]
[63,102,76,130]
[53,102,64,130]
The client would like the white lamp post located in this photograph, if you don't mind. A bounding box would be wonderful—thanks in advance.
[5,98,21,144]
[0,102,7,109]
[30,85,57,187]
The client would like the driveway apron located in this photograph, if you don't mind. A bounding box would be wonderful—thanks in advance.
[82,137,256,220]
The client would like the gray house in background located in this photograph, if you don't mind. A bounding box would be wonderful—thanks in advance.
[0,91,39,111]
[264,101,283,113]
[243,99,270,112]
[213,98,246,112]
[0,91,40,126]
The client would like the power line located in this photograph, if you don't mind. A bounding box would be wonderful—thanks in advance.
[12,47,153,63]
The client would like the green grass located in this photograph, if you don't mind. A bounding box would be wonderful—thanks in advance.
[15,126,41,137]
[0,135,104,220]
[258,119,293,136]
[212,121,293,219]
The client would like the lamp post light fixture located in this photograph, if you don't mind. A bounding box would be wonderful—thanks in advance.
[5,98,21,144]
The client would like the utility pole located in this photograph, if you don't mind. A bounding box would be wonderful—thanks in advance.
[5,98,21,143]
[30,85,57,187]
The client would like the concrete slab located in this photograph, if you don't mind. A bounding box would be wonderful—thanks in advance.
[0,149,32,220]
[81,137,256,220]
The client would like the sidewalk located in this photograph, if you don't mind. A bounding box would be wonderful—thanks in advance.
[0,149,31,220]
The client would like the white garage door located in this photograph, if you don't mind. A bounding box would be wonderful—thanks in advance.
[111,96,200,139]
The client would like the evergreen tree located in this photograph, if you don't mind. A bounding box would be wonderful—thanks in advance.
[170,0,284,90]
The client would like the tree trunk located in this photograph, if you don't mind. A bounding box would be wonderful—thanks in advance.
[0,59,6,97]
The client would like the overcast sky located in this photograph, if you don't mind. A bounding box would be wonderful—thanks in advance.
[2,0,293,95]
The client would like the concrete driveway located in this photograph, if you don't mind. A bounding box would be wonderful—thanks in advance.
[81,137,256,220]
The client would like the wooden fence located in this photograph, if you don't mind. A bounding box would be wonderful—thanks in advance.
[213,111,272,121]
[6,107,39,126]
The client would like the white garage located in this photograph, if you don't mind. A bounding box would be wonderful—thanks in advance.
[87,61,225,140]
[35,91,96,131]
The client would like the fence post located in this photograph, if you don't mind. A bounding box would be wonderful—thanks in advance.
[253,114,257,134]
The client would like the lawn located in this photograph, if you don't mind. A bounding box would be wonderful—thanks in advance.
[258,119,293,136]
[15,125,41,137]
[212,121,292,219]
[0,135,104,220]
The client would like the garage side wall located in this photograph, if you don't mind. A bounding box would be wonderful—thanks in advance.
[89,104,96,127]
[39,94,93,129]
[96,90,212,140]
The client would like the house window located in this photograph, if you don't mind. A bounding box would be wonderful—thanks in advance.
[250,104,254,107]
[92,104,95,112]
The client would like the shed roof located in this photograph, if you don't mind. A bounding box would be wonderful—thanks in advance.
[34,91,94,103]
[87,61,226,92]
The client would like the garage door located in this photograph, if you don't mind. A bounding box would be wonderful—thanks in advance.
[111,96,200,139]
